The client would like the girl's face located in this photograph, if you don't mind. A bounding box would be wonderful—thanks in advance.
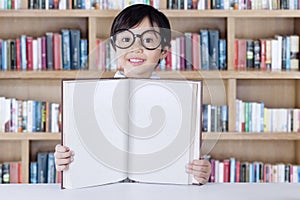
[114,17,169,78]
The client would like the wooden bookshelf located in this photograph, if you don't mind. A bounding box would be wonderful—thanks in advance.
[1,1,300,183]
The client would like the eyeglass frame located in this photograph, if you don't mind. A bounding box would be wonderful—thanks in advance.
[110,29,163,50]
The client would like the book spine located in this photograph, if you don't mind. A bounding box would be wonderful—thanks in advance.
[200,30,209,70]
[30,162,38,183]
[61,29,71,70]
[208,30,219,70]
[80,39,88,69]
[16,38,21,70]
[46,32,54,70]
[218,39,226,70]
[70,29,81,70]
[41,36,47,70]
[26,37,33,70]
[37,152,48,183]
[246,39,254,69]
[184,32,192,70]
[253,40,260,69]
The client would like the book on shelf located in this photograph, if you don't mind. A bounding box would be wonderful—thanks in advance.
[208,156,300,183]
[62,78,202,189]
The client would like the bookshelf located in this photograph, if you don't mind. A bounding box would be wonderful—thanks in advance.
[0,2,300,183]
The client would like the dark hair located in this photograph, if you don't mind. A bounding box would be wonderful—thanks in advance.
[110,4,171,49]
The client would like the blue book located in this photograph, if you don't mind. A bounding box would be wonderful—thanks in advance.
[32,101,36,132]
[249,163,254,183]
[80,39,88,69]
[2,40,7,71]
[208,30,219,70]
[20,35,27,70]
[37,152,48,183]
[35,101,42,132]
[286,36,291,70]
[30,162,38,184]
[230,157,236,183]
[0,40,2,70]
[81,0,85,9]
[70,29,81,70]
[221,105,228,132]
[47,152,56,183]
[202,104,208,132]
[61,29,71,70]
[255,162,260,183]
[200,30,209,70]
[218,39,227,70]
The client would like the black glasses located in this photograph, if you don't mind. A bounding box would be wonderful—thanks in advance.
[111,29,162,50]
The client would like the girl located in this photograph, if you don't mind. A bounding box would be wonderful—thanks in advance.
[55,4,211,185]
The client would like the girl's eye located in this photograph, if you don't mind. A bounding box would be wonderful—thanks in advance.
[122,37,131,42]
[144,38,154,43]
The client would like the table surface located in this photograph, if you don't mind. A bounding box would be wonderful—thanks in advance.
[1,183,300,200]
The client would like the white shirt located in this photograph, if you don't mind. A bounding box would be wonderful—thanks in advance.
[113,71,160,79]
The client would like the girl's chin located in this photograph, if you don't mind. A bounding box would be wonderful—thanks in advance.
[124,67,154,78]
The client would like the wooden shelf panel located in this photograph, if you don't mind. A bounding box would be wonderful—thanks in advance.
[2,10,300,18]
[0,70,300,80]
[0,133,61,140]
[1,132,299,141]
[203,132,300,140]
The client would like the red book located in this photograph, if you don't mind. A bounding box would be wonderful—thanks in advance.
[26,37,33,70]
[16,38,21,71]
[18,162,22,183]
[165,50,172,70]
[260,39,266,70]
[9,162,19,183]
[192,33,200,70]
[56,171,61,183]
[238,39,247,70]
[235,161,240,182]
[53,33,62,70]
[223,159,230,182]
[54,0,59,9]
[234,39,239,69]
[95,39,101,70]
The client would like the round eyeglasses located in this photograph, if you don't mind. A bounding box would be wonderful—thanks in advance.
[111,29,162,50]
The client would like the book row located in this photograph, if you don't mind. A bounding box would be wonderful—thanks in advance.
[95,30,227,71]
[28,0,160,10]
[235,35,300,71]
[0,29,87,71]
[0,0,21,10]
[202,104,228,132]
[236,99,300,133]
[30,152,61,184]
[0,97,61,133]
[168,0,300,10]
[0,152,60,184]
[0,162,22,183]
[207,156,300,183]
[22,0,300,10]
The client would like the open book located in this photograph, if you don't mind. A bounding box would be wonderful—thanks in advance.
[62,78,202,189]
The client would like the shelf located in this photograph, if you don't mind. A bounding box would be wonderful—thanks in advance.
[0,133,61,140]
[0,70,300,80]
[2,9,300,18]
[1,132,299,141]
[203,132,300,140]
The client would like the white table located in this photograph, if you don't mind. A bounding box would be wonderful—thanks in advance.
[1,183,299,200]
